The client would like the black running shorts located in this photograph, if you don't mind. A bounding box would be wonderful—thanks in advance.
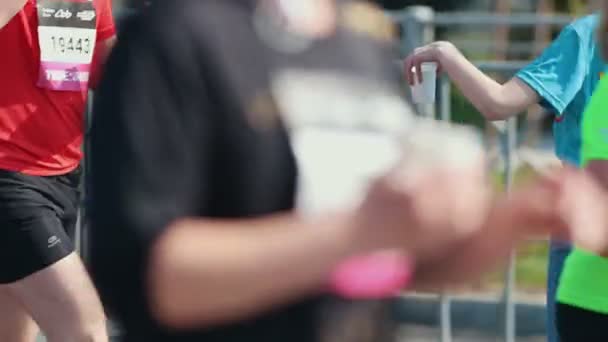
[557,303,608,341]
[0,167,81,284]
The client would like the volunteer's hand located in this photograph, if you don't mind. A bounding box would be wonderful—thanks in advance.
[403,41,461,85]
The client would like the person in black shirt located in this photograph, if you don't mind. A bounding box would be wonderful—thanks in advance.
[89,1,568,341]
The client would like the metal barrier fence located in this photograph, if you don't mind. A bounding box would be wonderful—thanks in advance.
[391,6,575,342]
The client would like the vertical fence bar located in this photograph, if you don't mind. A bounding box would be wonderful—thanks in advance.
[401,6,435,118]
[501,117,518,342]
[439,75,451,122]
[438,75,453,342]
[400,6,435,57]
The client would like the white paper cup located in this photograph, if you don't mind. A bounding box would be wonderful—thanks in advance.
[411,62,438,104]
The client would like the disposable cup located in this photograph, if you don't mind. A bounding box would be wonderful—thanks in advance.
[410,62,438,104]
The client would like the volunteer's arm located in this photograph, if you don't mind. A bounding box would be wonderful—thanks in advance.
[404,24,589,120]
[404,42,538,121]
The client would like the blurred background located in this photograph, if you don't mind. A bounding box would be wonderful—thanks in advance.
[101,1,593,341]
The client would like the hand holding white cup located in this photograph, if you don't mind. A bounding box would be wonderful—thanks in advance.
[410,62,438,104]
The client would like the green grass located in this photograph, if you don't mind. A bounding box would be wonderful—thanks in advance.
[463,166,550,293]
[490,164,540,191]
[515,241,549,291]
[479,240,549,293]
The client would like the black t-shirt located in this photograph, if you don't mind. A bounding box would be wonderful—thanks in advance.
[89,1,414,341]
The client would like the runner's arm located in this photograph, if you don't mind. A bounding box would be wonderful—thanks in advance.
[556,77,608,254]
[0,0,26,29]
[89,0,116,88]
[148,215,362,329]
[581,78,608,187]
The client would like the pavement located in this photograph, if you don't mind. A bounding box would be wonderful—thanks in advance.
[36,321,547,342]
[35,294,548,342]
[37,325,545,342]
[397,324,545,342]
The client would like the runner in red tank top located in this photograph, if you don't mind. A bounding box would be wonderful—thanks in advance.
[0,0,115,341]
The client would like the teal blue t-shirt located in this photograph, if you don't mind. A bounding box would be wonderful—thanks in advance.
[516,14,604,166]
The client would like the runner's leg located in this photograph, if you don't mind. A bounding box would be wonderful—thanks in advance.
[0,287,38,342]
[6,251,107,342]
[0,169,107,342]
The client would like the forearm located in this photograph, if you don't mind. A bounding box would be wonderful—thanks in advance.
[148,213,361,329]
[586,162,608,190]
[411,192,557,290]
[438,46,535,120]
[410,199,517,289]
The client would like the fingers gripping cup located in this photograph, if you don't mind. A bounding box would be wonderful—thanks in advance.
[411,62,438,104]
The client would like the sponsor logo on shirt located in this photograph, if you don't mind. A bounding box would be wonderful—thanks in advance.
[47,236,61,248]
[54,8,72,19]
[41,8,56,18]
[77,10,96,22]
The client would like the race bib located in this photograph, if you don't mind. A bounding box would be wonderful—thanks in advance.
[36,0,97,91]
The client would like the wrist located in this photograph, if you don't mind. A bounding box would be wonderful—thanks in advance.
[302,211,365,264]
[332,210,402,257]
[327,211,373,258]
[326,212,416,299]
[435,42,460,69]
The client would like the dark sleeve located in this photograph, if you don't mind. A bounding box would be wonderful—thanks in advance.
[88,12,213,324]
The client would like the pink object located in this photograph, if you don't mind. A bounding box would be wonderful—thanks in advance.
[329,252,413,299]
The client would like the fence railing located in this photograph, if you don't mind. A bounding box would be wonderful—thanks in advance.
[391,6,575,342]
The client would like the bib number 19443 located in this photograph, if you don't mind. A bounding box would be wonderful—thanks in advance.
[37,0,97,92]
